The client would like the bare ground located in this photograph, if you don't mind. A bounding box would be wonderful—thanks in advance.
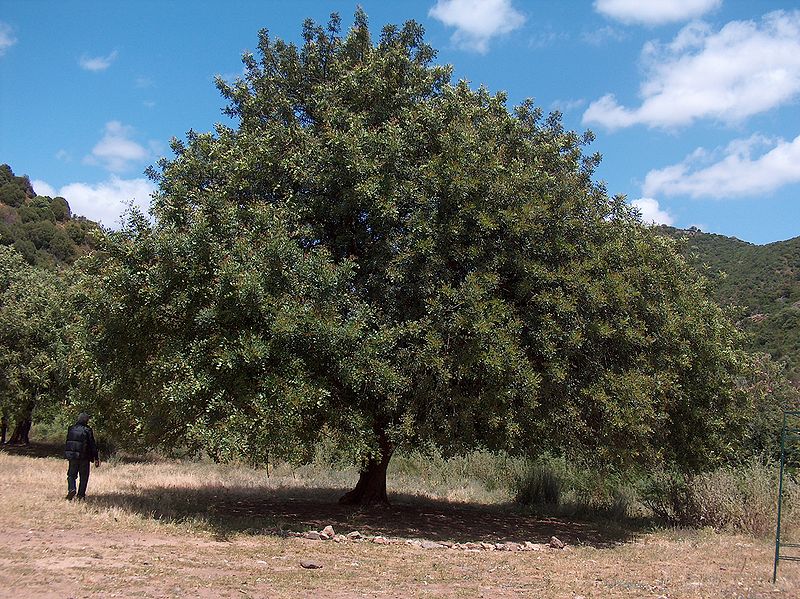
[0,444,798,598]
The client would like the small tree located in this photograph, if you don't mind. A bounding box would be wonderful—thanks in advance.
[0,182,25,209]
[51,197,71,222]
[78,12,752,503]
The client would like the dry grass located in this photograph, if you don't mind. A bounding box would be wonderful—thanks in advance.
[1,447,799,598]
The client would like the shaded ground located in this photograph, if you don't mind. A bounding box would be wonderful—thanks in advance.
[91,484,632,547]
[0,451,798,598]
[0,441,154,464]
[0,440,63,459]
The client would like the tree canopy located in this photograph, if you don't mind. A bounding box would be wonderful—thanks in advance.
[0,245,67,443]
[77,11,754,504]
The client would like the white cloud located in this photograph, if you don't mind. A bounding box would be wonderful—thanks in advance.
[583,10,800,130]
[581,25,627,46]
[429,0,525,53]
[32,177,155,227]
[0,22,17,56]
[85,121,149,173]
[55,149,72,162]
[643,133,800,199]
[594,0,721,26]
[631,197,674,225]
[550,98,586,113]
[79,50,118,72]
[528,27,569,49]
[31,180,56,198]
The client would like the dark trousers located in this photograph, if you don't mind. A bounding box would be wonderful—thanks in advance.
[67,459,91,498]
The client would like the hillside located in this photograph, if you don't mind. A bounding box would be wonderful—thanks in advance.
[0,164,99,269]
[659,226,800,383]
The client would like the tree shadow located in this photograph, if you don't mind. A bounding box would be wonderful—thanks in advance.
[0,441,63,459]
[0,441,155,464]
[91,482,644,548]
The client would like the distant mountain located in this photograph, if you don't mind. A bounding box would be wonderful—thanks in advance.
[0,164,99,269]
[658,226,800,384]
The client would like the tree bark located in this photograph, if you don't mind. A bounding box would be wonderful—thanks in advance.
[339,431,393,506]
[0,413,7,445]
[8,417,32,445]
[8,402,34,445]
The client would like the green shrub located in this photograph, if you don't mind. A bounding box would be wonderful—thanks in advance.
[50,197,71,221]
[513,461,561,505]
[606,485,637,521]
[0,223,13,246]
[24,220,56,249]
[13,238,37,264]
[0,182,25,208]
[509,455,635,520]
[639,468,698,526]
[48,229,76,262]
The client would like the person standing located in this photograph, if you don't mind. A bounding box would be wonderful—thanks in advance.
[64,412,100,500]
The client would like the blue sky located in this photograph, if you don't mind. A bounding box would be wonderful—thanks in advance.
[1,0,799,244]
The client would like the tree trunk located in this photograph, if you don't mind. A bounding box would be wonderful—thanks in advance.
[339,431,393,506]
[8,402,34,445]
[8,417,32,445]
[0,413,7,445]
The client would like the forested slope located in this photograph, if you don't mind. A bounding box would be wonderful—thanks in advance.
[0,164,98,268]
[660,226,800,383]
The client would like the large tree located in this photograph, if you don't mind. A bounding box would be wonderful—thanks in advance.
[77,12,753,503]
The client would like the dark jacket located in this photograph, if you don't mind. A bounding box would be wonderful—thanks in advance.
[64,423,98,461]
